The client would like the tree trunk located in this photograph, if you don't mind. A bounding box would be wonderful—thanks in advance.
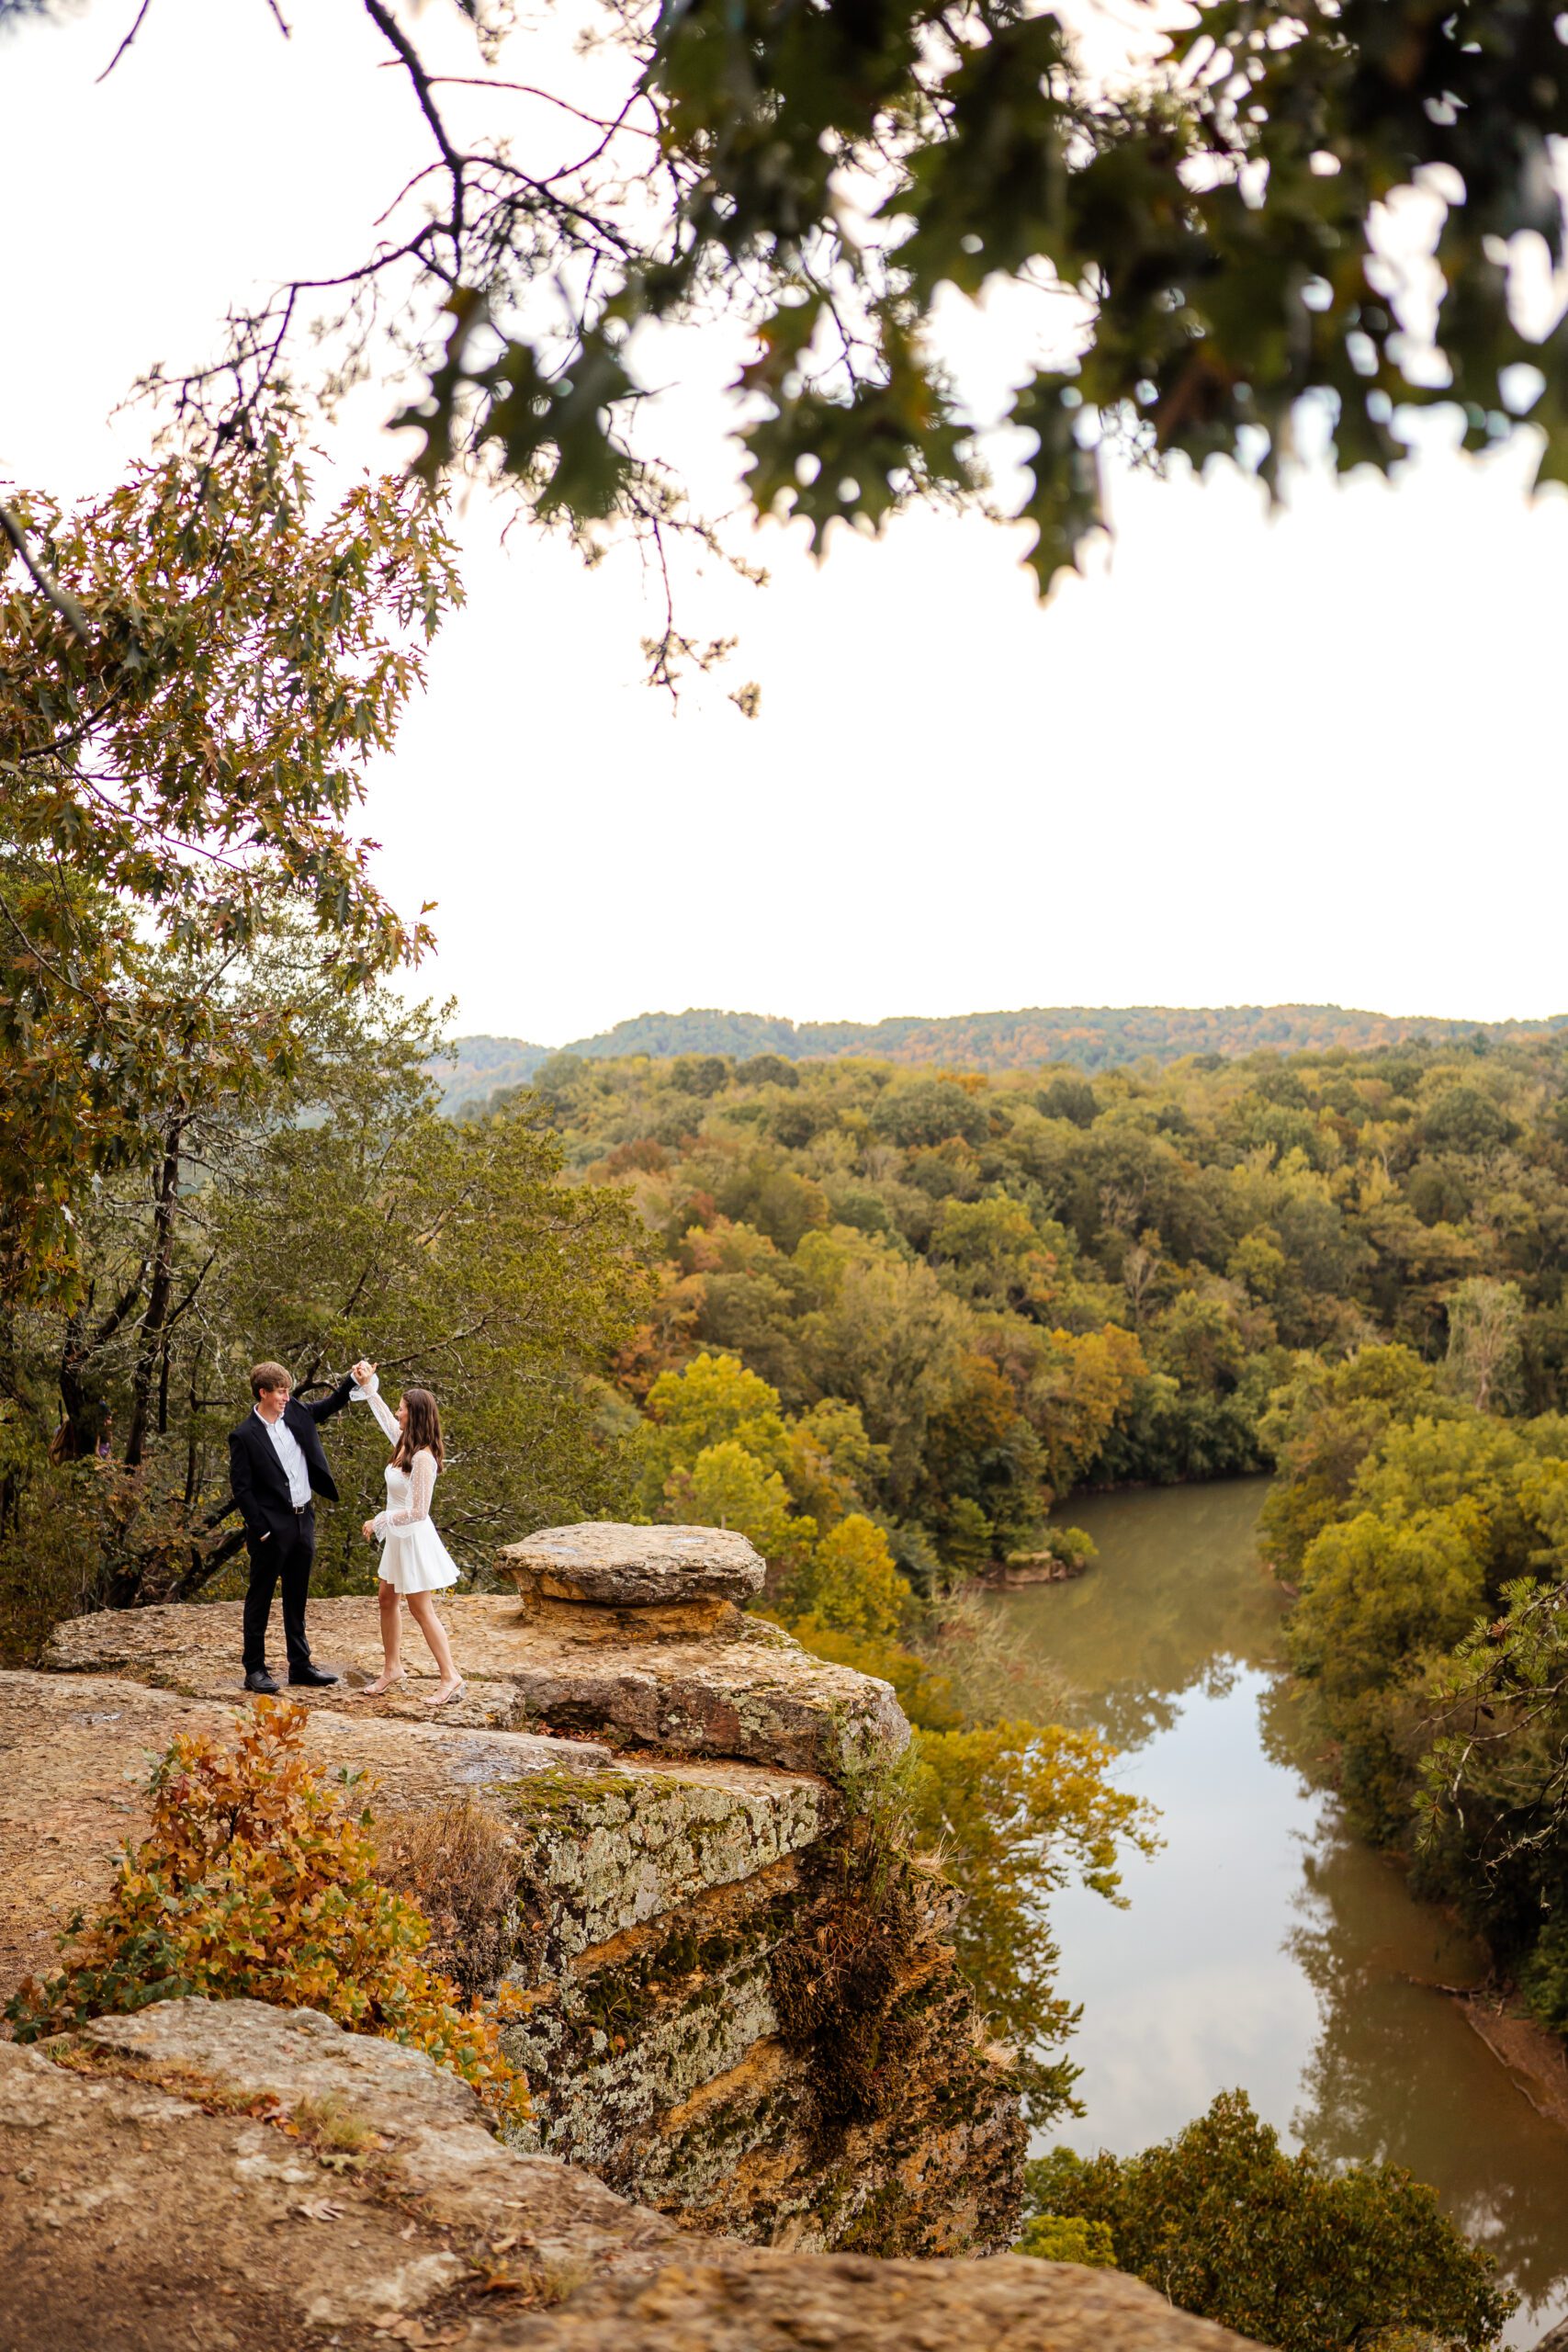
[175,1519,247,1601]
[0,1305,23,1532]
[55,1294,107,1463]
[124,1116,184,1472]
[51,1267,145,1464]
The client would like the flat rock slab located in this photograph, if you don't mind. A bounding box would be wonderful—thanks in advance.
[1,1996,680,2352]
[78,1994,483,2132]
[470,2251,1260,2352]
[0,1671,832,2013]
[1,1995,1266,2352]
[44,1595,907,1777]
[500,1524,766,1608]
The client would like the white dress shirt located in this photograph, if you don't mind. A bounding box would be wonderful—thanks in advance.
[256,1405,311,1509]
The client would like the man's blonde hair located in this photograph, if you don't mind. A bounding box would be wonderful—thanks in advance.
[249,1361,292,1400]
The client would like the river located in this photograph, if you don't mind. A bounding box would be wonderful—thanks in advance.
[999,1478,1568,2346]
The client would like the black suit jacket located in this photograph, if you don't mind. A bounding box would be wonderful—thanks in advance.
[229,1381,354,1549]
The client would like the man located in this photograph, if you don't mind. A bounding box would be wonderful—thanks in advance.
[229,1360,355,1694]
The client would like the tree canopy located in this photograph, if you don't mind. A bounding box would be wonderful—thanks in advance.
[17,0,1567,610]
[433,1005,1568,1113]
[1023,2089,1514,2352]
[462,1033,1568,2037]
[0,424,458,1299]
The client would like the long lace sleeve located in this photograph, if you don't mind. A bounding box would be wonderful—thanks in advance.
[351,1377,400,1448]
[375,1449,436,1536]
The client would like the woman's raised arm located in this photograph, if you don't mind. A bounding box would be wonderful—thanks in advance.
[351,1371,400,1448]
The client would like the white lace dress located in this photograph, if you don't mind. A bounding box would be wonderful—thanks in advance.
[351,1379,459,1596]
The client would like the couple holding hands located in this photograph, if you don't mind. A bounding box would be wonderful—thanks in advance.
[228,1358,465,1706]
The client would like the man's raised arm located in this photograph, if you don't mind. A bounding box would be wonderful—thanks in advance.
[303,1375,355,1427]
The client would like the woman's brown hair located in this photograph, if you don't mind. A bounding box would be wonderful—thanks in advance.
[394,1387,445,1471]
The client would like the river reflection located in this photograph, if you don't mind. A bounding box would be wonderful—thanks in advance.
[999,1478,1568,2347]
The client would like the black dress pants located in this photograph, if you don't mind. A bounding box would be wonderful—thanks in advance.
[242,1511,316,1674]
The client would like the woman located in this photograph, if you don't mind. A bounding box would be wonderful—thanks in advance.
[347,1359,465,1706]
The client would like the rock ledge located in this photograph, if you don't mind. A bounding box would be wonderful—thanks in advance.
[0,1994,1265,2352]
[41,1591,905,1778]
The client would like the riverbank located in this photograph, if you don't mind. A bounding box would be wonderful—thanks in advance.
[1461,1996,1568,2137]
[1002,1476,1568,2347]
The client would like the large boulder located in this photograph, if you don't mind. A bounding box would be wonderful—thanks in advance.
[500,1522,767,1608]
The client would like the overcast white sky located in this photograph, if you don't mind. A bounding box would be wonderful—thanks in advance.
[5,0,1566,1045]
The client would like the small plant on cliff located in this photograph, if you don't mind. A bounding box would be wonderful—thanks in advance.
[770,1815,930,2136]
[6,1702,530,2130]
[1023,2091,1514,2352]
[374,1796,520,2002]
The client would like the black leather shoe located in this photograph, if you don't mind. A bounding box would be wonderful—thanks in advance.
[288,1664,340,1688]
[244,1668,280,1694]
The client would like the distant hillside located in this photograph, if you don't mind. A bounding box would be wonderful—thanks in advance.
[431,1033,552,1112]
[433,1002,1568,1108]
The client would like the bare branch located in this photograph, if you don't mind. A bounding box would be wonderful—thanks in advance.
[362,0,467,237]
[420,74,656,141]
[96,0,154,83]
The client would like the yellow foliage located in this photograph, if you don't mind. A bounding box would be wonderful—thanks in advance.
[1290,1509,1486,1697]
[1016,2211,1116,2266]
[784,1396,888,1528]
[787,1511,910,1640]
[662,1436,817,1566]
[6,1703,529,2130]
[1035,1325,1146,1487]
[784,1613,963,1732]
[639,1350,792,1482]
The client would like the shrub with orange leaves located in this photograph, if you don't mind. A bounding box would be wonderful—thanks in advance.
[6,1702,529,2129]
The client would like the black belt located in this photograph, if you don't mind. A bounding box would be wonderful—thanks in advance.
[293,1501,311,1515]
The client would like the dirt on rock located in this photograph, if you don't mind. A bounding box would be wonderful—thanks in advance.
[2,1998,681,2352]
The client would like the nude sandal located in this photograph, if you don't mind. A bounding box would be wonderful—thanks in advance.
[351,1668,408,1699]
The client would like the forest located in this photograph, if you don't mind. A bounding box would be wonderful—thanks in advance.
[457,1035,1568,2055]
[436,1004,1568,1112]
[469,1032,1568,1514]
[6,0,1567,2332]
[12,955,1568,2083]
